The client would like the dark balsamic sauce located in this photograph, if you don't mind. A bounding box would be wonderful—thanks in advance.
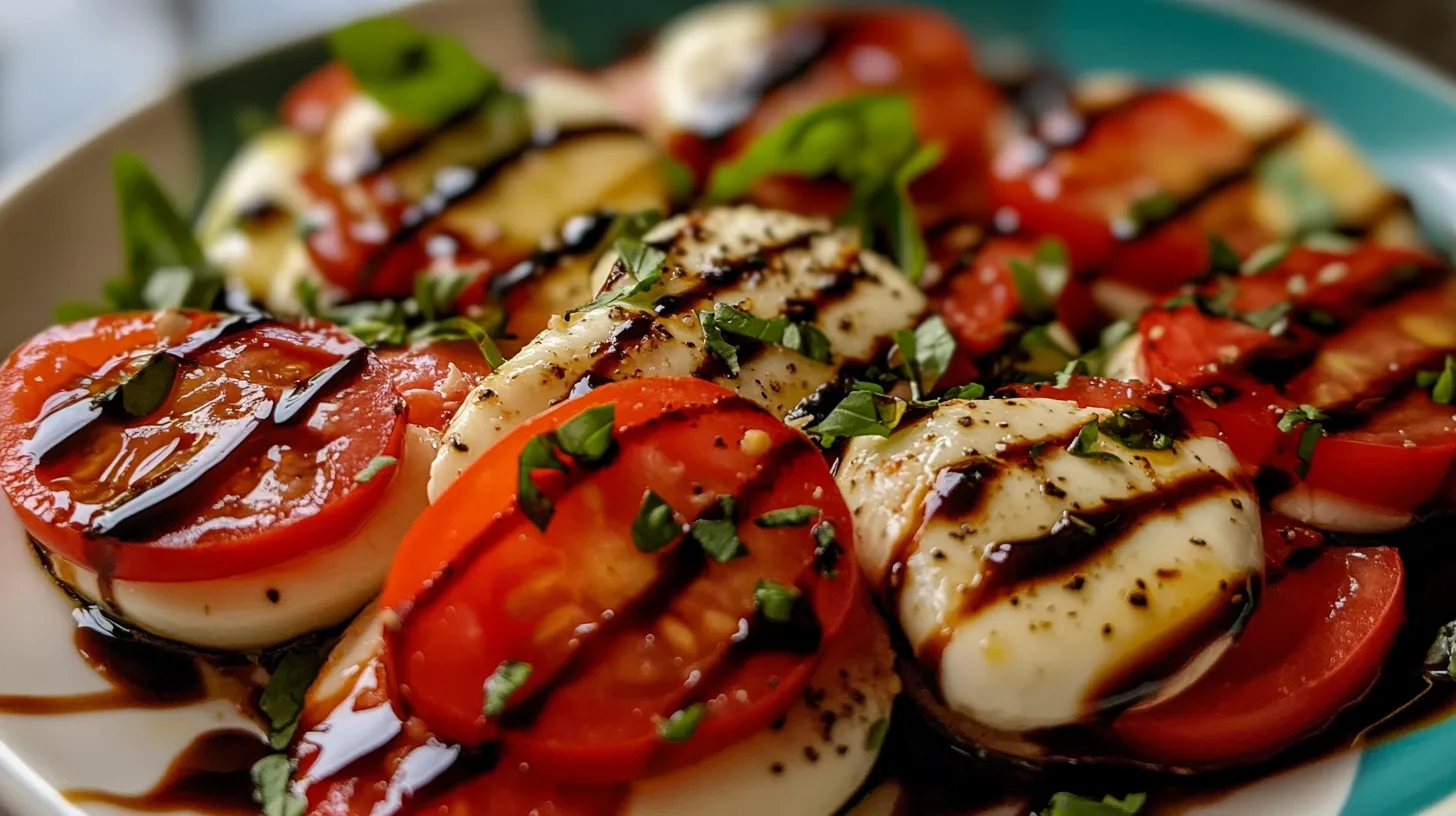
[63,729,268,816]
[490,211,618,302]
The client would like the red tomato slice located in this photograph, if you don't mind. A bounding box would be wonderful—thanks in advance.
[374,340,494,430]
[381,378,857,783]
[0,312,405,582]
[1114,547,1405,768]
[1259,511,1324,572]
[990,90,1250,269]
[1101,183,1270,295]
[281,61,358,134]
[935,237,1034,357]
[1002,376,1170,413]
[1286,277,1456,410]
[1171,380,1289,471]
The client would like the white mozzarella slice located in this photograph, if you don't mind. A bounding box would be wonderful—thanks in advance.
[1271,483,1414,534]
[430,206,926,499]
[297,601,897,816]
[44,426,438,652]
[651,2,778,135]
[837,398,1263,733]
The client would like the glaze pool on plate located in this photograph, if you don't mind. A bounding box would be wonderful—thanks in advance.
[3,0,1456,814]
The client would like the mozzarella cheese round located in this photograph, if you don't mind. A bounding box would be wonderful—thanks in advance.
[297,602,897,816]
[837,397,1263,733]
[650,2,778,136]
[42,426,438,652]
[429,205,927,499]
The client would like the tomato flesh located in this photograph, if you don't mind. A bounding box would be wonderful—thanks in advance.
[374,340,494,430]
[381,378,856,783]
[1114,547,1405,768]
[0,312,405,582]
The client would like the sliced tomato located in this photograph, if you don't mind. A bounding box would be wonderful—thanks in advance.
[1171,380,1289,471]
[281,61,358,134]
[1114,547,1405,768]
[1258,512,1324,572]
[374,340,494,430]
[935,237,1033,357]
[1002,376,1170,413]
[1138,301,1305,388]
[1286,277,1456,410]
[1230,244,1439,320]
[990,90,1250,269]
[381,378,857,783]
[1101,183,1271,295]
[0,312,405,582]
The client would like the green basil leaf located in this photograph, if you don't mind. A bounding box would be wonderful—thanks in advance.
[259,648,328,750]
[421,317,505,367]
[808,390,907,446]
[1256,150,1337,235]
[632,490,680,553]
[658,703,708,742]
[1068,421,1122,463]
[483,660,532,717]
[755,506,820,528]
[1426,621,1456,680]
[690,497,745,564]
[812,521,842,578]
[699,309,741,375]
[518,435,567,530]
[251,755,305,816]
[865,717,890,752]
[1097,409,1176,451]
[753,579,800,623]
[552,404,615,464]
[1126,192,1178,230]
[330,18,498,127]
[1207,234,1241,274]
[781,322,833,363]
[903,314,956,396]
[660,156,697,204]
[353,455,399,484]
[118,355,179,418]
[1296,421,1324,478]
[616,237,667,281]
[413,271,472,322]
[1054,359,1087,389]
[1419,355,1456,405]
[1277,404,1328,433]
[941,382,986,401]
[712,303,788,343]
[1044,791,1146,816]
[1241,241,1292,276]
[107,152,223,315]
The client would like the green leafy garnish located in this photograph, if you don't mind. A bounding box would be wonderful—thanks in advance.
[812,521,842,577]
[59,153,224,321]
[1241,240,1291,276]
[1417,355,1456,405]
[259,648,328,750]
[353,455,399,484]
[632,490,680,553]
[699,309,741,375]
[754,579,801,623]
[251,754,305,816]
[1054,359,1087,388]
[424,317,505,368]
[518,435,568,530]
[658,703,708,742]
[705,94,941,280]
[1426,621,1456,681]
[483,660,532,717]
[894,315,956,399]
[330,18,499,127]
[1277,404,1327,477]
[515,405,618,529]
[1043,791,1147,816]
[1008,238,1071,319]
[1207,234,1241,274]
[941,382,986,401]
[1126,192,1178,231]
[808,389,908,446]
[1097,409,1175,451]
[1068,421,1122,464]
[690,496,746,563]
[755,506,820,528]
[1256,150,1337,236]
[552,404,617,463]
[700,303,833,373]
[118,355,179,418]
[865,717,890,752]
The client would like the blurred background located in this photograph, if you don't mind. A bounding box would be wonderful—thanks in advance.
[0,0,1451,182]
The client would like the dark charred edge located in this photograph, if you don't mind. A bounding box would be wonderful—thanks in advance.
[1130,116,1313,240]
[567,313,671,395]
[354,124,641,290]
[487,211,618,301]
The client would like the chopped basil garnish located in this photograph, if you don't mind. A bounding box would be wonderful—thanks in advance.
[895,315,956,399]
[1277,404,1327,477]
[552,404,616,463]
[705,94,940,281]
[424,317,506,368]
[1008,238,1071,319]
[808,389,907,446]
[865,717,890,752]
[1207,234,1241,274]
[1241,241,1291,276]
[413,272,472,323]
[1256,150,1337,236]
[1044,791,1147,816]
[1054,359,1087,389]
[516,405,617,530]
[812,521,842,578]
[58,154,224,321]
[251,754,305,816]
[1064,513,1098,536]
[1068,421,1122,464]
[353,455,399,484]
[941,382,986,401]
[690,496,746,563]
[117,355,180,418]
[483,660,532,717]
[755,506,820,528]
[330,18,500,128]
[1426,621,1456,681]
[658,703,708,742]
[1126,192,1178,231]
[660,156,697,203]
[1417,355,1456,405]
[1096,409,1175,451]
[571,247,665,316]
[518,436,568,530]
[259,647,328,750]
[754,579,801,623]
[304,282,506,364]
[632,490,680,553]
[701,303,832,372]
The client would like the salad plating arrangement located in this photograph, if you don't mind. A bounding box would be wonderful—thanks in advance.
[0,3,1453,814]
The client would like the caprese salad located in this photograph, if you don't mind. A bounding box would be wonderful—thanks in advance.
[2,4,1452,816]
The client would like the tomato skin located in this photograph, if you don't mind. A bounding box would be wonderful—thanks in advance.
[0,312,406,582]
[1258,512,1324,573]
[990,90,1249,269]
[1002,376,1169,414]
[1171,382,1289,472]
[1114,547,1405,768]
[382,378,856,782]
[281,61,357,134]
[374,340,494,430]
[935,237,1033,358]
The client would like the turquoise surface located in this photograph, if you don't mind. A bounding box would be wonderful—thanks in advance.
[529,1,1456,813]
